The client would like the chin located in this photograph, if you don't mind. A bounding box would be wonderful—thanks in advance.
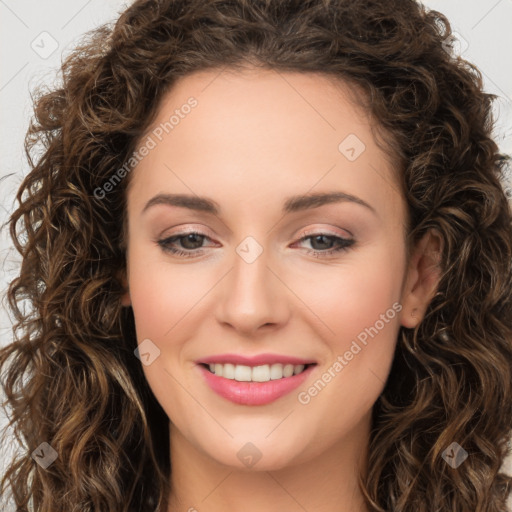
[201,434,313,472]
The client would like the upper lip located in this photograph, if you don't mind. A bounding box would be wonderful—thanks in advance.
[197,353,317,367]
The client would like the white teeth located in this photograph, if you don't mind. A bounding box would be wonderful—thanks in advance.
[206,363,309,382]
[252,365,270,382]
[234,365,252,382]
[294,364,305,375]
[270,363,283,380]
[223,363,235,379]
[283,364,294,378]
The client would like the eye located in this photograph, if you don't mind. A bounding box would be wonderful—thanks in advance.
[157,231,215,258]
[156,230,355,259]
[294,232,355,257]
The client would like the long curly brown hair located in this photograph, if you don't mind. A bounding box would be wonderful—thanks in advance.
[1,0,511,510]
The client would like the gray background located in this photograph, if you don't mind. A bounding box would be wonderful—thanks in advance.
[1,0,511,508]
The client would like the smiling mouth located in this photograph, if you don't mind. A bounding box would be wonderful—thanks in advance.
[200,362,316,382]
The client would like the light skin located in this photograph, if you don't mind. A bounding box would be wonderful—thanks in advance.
[120,67,443,512]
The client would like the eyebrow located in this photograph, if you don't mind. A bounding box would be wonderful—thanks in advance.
[142,191,377,216]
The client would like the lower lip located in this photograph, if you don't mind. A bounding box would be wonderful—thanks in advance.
[197,364,315,405]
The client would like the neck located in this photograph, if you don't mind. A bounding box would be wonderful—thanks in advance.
[165,417,371,512]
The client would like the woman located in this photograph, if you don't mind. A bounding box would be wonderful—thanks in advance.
[1,0,511,510]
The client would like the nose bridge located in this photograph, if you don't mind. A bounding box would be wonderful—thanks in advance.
[215,235,288,333]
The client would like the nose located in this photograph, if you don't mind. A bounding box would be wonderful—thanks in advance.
[215,246,290,336]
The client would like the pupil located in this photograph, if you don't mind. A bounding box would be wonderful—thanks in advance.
[182,234,203,249]
[312,235,331,250]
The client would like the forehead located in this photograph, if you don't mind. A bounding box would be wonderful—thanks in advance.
[147,67,373,154]
[127,67,405,225]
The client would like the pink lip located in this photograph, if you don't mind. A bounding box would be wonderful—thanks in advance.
[197,353,316,366]
[197,363,316,406]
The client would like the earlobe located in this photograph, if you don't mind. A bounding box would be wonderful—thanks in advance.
[121,291,132,307]
[400,229,443,329]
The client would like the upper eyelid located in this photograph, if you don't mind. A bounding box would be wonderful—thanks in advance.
[157,216,355,239]
[160,225,215,240]
[296,227,352,239]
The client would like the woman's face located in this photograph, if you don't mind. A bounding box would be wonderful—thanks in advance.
[122,68,437,471]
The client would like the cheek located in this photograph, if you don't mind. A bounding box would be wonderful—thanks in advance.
[295,241,405,349]
[292,242,405,407]
[328,269,400,343]
[127,245,214,340]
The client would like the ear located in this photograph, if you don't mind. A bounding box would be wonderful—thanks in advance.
[400,228,443,329]
[117,268,132,307]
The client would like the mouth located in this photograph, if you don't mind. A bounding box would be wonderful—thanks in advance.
[199,362,316,382]
[196,357,318,406]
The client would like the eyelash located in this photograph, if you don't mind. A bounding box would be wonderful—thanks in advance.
[157,230,355,258]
